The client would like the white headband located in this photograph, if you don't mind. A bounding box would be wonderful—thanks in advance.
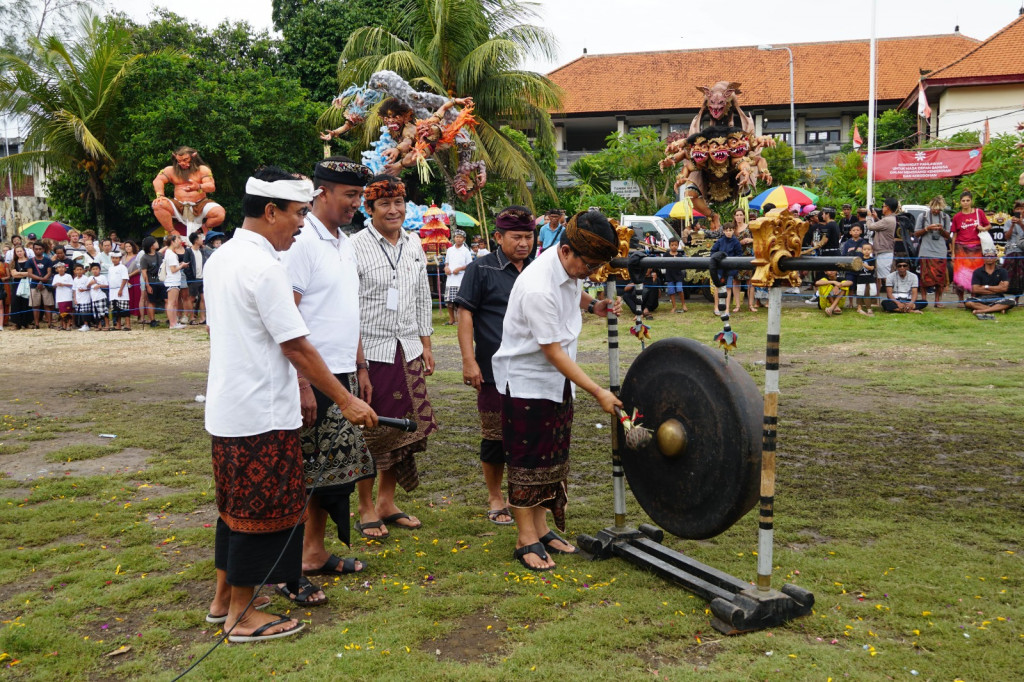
[245,177,321,203]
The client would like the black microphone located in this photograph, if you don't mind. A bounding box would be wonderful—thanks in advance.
[376,416,417,432]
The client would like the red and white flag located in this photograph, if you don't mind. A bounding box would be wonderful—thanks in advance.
[917,82,932,119]
[852,125,863,150]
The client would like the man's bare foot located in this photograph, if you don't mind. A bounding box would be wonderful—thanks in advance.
[209,594,270,619]
[226,610,301,638]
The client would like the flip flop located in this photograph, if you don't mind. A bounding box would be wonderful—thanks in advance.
[275,576,328,606]
[354,519,389,540]
[305,554,366,576]
[486,507,515,526]
[206,596,271,624]
[513,542,552,572]
[227,614,305,643]
[381,512,422,530]
[539,530,579,555]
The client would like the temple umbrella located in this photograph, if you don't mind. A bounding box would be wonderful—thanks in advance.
[749,186,819,212]
[453,211,479,227]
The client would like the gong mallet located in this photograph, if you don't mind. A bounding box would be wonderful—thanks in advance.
[604,279,629,530]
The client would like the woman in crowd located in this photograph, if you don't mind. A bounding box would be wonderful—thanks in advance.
[1005,199,1024,299]
[138,236,164,328]
[121,240,142,321]
[731,209,758,312]
[162,234,188,329]
[950,190,990,307]
[0,245,9,330]
[9,245,34,329]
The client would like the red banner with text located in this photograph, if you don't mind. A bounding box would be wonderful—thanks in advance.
[870,148,983,181]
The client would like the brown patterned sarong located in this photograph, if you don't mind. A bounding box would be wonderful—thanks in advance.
[301,372,376,491]
[363,346,438,492]
[478,382,502,441]
[212,429,308,533]
[502,382,574,531]
[919,257,948,288]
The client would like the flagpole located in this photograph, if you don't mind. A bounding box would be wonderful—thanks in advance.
[865,0,877,209]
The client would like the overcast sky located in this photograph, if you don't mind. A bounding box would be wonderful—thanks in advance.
[102,0,1022,75]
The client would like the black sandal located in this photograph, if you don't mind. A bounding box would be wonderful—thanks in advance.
[305,554,365,576]
[513,542,552,571]
[539,530,579,555]
[275,575,327,606]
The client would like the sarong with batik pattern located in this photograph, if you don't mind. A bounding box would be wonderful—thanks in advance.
[212,429,308,533]
[502,382,573,531]
[919,257,948,288]
[478,382,502,441]
[363,346,438,492]
[301,372,376,491]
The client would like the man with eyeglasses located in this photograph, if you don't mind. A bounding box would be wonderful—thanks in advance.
[491,210,623,572]
[880,257,927,313]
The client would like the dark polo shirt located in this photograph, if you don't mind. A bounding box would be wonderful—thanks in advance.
[455,248,532,385]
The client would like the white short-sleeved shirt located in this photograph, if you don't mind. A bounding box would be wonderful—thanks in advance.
[444,243,474,287]
[281,214,361,373]
[53,273,74,303]
[107,263,129,301]
[163,250,184,287]
[73,276,90,304]
[89,274,108,303]
[492,247,582,401]
[204,228,311,437]
[885,271,919,300]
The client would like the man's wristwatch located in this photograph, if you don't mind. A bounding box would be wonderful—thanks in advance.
[356,362,369,370]
[586,300,597,314]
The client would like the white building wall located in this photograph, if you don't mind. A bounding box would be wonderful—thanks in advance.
[936,84,1024,137]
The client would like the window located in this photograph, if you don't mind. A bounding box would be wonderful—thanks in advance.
[762,119,790,130]
[806,130,840,143]
[668,123,688,134]
[806,117,841,128]
[771,132,790,142]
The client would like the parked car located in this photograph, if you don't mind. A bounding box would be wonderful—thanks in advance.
[619,215,680,248]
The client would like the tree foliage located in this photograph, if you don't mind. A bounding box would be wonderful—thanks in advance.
[959,130,1024,212]
[847,108,917,152]
[761,141,810,188]
[278,0,402,102]
[337,0,562,207]
[44,16,322,237]
[0,11,144,231]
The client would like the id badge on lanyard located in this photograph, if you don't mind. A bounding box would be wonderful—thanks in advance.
[379,239,404,311]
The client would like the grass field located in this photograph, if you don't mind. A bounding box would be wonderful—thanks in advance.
[0,301,1021,681]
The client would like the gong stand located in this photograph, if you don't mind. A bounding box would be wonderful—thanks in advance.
[579,252,855,634]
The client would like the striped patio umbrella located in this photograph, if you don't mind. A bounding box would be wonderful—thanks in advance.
[749,186,819,212]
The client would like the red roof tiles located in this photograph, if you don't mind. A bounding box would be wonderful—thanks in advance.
[548,34,979,116]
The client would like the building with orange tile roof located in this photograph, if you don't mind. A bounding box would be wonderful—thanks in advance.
[547,32,979,180]
[899,11,1024,140]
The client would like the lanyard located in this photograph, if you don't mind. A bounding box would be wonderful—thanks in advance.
[377,239,404,280]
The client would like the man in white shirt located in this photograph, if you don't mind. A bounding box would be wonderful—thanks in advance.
[350,174,438,538]
[203,166,376,643]
[492,210,622,571]
[881,257,926,313]
[442,229,473,325]
[277,157,375,605]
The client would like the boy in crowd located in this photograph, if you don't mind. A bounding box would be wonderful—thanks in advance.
[664,237,687,313]
[87,262,110,330]
[814,269,853,317]
[710,224,743,314]
[854,243,877,316]
[52,261,75,330]
[73,263,92,331]
[107,251,131,331]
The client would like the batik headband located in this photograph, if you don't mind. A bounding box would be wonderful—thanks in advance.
[364,179,406,202]
[245,177,319,203]
[565,211,619,262]
[495,208,535,232]
[314,160,372,187]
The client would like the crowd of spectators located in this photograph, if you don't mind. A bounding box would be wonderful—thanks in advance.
[0,227,225,331]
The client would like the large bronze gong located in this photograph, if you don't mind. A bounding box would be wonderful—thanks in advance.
[618,337,762,540]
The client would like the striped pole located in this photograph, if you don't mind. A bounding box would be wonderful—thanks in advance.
[757,284,783,590]
[606,280,627,529]
[633,280,647,350]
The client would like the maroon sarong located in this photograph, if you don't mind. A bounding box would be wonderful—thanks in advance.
[212,429,308,533]
[502,382,573,531]
[363,346,438,492]
[478,382,502,441]
[918,257,948,288]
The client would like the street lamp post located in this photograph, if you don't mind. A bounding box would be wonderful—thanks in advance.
[758,44,796,168]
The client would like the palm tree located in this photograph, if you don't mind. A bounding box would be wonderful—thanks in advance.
[0,12,143,232]
[335,0,562,206]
